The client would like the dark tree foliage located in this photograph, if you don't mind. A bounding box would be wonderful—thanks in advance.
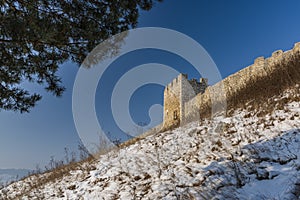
[0,0,162,112]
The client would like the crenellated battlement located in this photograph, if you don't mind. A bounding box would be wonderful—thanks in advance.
[165,74,187,91]
[293,42,300,52]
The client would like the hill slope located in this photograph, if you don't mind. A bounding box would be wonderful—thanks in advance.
[0,169,31,187]
[1,86,299,199]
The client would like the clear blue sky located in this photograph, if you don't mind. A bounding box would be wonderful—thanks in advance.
[1,0,300,169]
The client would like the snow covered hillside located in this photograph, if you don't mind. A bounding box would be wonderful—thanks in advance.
[1,89,299,199]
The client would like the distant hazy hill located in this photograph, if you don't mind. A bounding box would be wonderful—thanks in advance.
[0,169,31,186]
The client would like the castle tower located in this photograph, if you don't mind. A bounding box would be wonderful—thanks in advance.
[163,74,208,129]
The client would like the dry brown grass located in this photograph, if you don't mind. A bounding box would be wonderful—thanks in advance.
[198,53,300,119]
[7,156,96,200]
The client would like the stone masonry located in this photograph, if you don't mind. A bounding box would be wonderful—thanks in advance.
[163,74,208,128]
[162,42,300,130]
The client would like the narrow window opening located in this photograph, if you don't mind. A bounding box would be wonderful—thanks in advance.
[173,110,178,120]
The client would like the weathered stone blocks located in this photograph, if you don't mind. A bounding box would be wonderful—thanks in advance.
[162,42,300,130]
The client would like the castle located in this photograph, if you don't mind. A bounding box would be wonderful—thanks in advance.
[161,42,300,130]
[163,74,208,128]
[129,41,300,146]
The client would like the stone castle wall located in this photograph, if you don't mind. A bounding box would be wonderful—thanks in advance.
[163,42,300,129]
[185,42,300,121]
[163,74,182,128]
[163,74,208,128]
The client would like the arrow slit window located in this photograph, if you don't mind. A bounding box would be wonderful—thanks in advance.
[173,110,178,120]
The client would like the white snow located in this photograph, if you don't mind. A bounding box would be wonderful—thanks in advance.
[1,92,299,199]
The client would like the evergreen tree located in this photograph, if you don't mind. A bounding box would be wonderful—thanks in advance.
[0,0,162,112]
